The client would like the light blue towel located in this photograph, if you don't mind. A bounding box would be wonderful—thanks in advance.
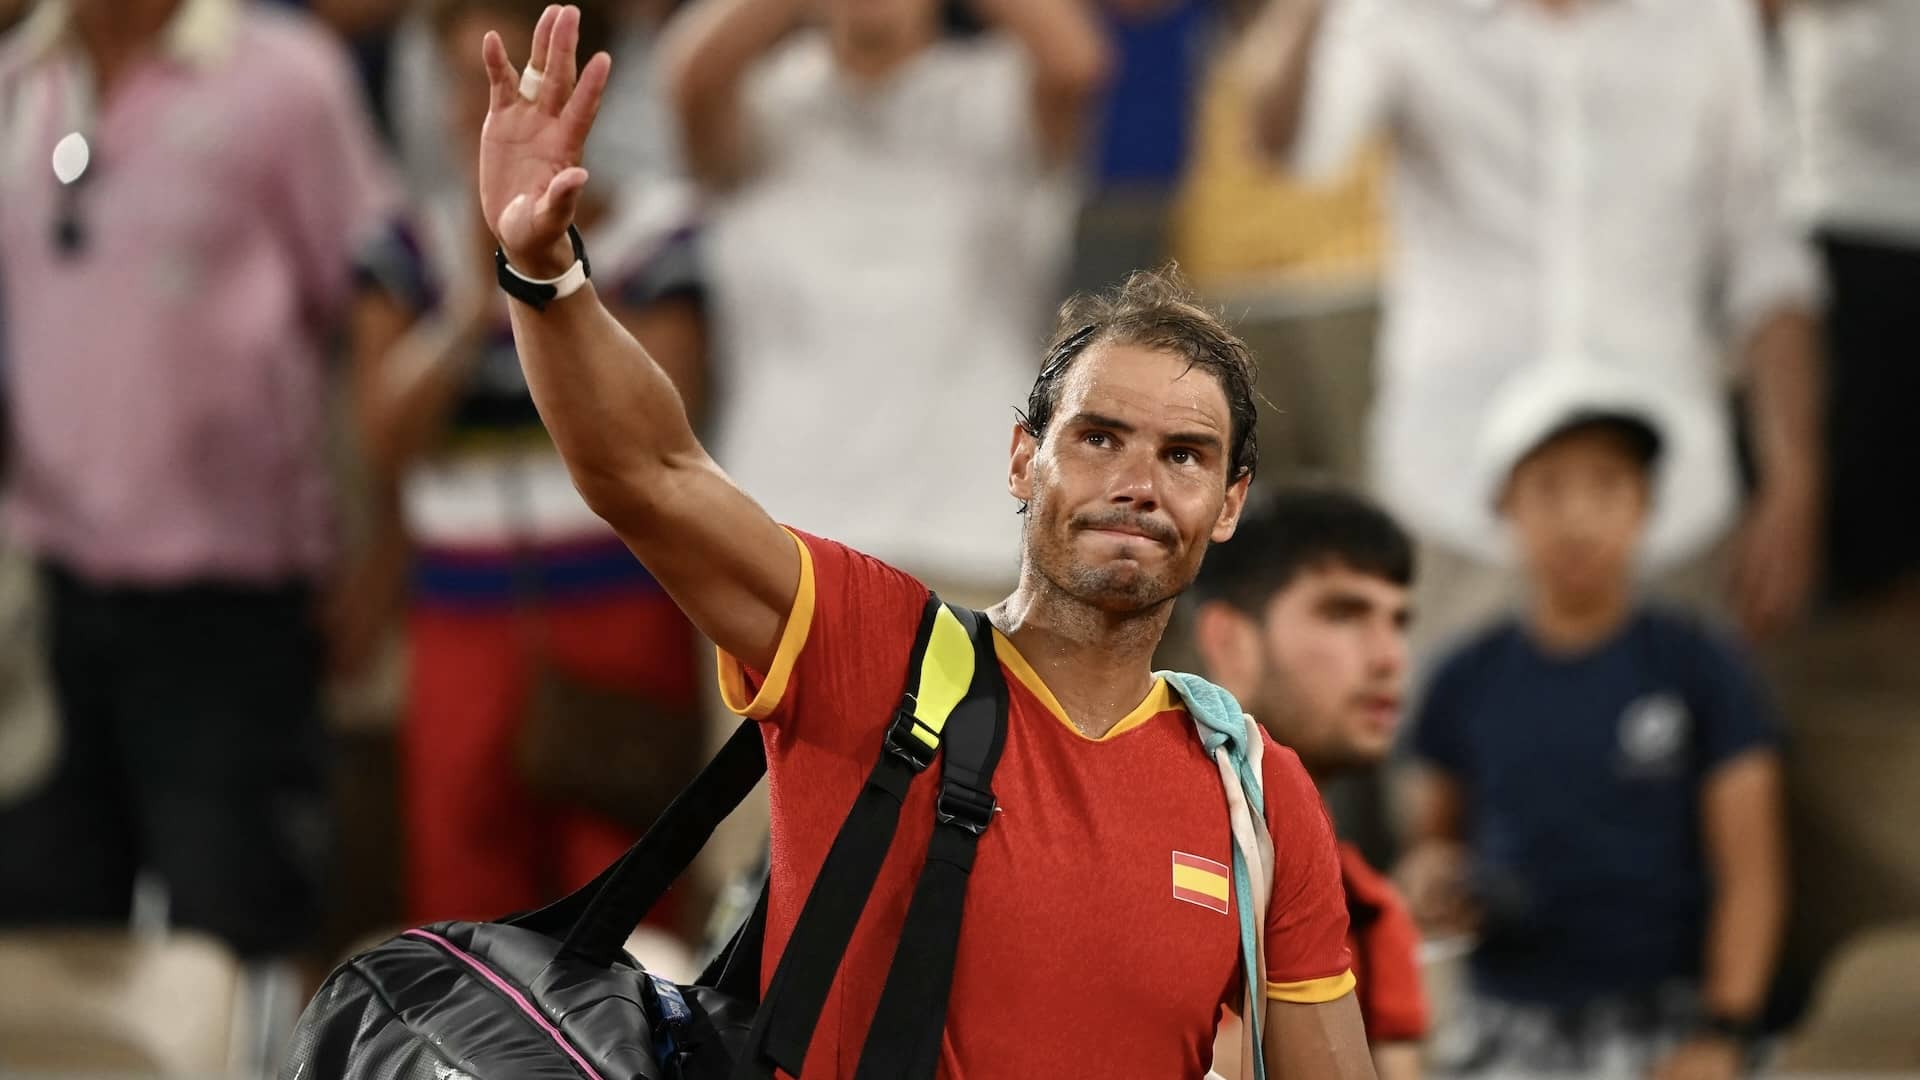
[1159,670,1267,1080]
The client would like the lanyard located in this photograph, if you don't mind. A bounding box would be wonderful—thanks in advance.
[50,52,98,255]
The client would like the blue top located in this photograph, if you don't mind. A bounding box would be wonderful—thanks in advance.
[1092,0,1214,188]
[1407,608,1779,1006]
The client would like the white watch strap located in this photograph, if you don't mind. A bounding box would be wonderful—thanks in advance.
[502,253,590,302]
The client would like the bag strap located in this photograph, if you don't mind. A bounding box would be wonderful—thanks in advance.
[503,715,767,961]
[737,594,982,1079]
[852,604,1009,1080]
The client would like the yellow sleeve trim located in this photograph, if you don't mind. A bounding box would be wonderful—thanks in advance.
[714,529,816,721]
[1265,970,1357,1004]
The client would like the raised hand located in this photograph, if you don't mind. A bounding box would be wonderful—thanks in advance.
[477,4,612,277]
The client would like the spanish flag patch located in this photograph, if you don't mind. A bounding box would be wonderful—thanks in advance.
[1171,851,1231,914]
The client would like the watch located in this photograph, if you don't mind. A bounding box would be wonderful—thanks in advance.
[495,225,591,311]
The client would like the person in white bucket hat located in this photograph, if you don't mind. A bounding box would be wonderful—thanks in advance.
[1399,370,1789,1080]
[1470,362,1739,579]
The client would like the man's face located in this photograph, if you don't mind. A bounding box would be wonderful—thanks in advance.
[820,0,939,57]
[1010,342,1248,614]
[1502,428,1651,609]
[1251,565,1410,772]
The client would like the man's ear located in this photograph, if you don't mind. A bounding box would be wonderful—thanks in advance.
[1009,422,1037,506]
[1193,600,1263,702]
[1212,471,1253,544]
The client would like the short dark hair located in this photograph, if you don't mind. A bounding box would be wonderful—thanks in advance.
[1020,267,1260,485]
[429,0,617,64]
[1192,486,1415,615]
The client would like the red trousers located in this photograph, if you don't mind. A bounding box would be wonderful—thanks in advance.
[401,592,699,925]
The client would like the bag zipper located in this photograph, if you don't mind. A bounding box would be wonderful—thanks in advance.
[403,928,608,1080]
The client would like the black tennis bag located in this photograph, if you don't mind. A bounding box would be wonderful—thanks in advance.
[281,597,1008,1080]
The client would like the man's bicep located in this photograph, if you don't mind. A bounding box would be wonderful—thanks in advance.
[1262,994,1376,1080]
[1702,747,1785,879]
[610,455,800,678]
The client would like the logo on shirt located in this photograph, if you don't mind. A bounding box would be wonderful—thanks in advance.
[1617,692,1690,777]
[1172,851,1231,915]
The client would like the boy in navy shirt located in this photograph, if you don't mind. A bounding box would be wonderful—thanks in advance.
[1401,400,1787,1080]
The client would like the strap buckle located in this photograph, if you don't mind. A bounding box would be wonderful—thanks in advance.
[935,783,997,836]
[884,706,940,773]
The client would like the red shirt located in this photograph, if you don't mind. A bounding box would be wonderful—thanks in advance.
[718,531,1354,1078]
[1338,843,1428,1044]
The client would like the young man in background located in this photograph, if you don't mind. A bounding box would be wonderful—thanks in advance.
[1194,488,1428,1080]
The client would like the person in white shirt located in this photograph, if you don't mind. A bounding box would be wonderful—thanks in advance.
[1242,0,1825,649]
[1783,0,1920,613]
[661,0,1111,600]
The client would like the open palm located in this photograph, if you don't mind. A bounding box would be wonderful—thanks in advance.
[477,4,612,274]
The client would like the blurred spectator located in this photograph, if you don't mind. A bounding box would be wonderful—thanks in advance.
[1067,0,1217,294]
[1400,376,1787,1079]
[0,0,393,956]
[389,0,683,206]
[1782,1,1920,613]
[1245,0,1825,648]
[663,0,1110,600]
[1192,488,1428,1079]
[348,0,708,925]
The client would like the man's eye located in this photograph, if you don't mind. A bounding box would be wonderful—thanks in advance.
[1084,432,1109,447]
[1168,448,1194,465]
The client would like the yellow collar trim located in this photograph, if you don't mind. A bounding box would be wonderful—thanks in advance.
[990,631,1180,743]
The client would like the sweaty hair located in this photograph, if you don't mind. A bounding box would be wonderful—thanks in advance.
[428,0,617,64]
[1192,486,1415,616]
[1020,267,1261,485]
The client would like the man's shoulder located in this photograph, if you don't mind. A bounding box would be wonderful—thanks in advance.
[1628,605,1751,673]
[1255,733,1331,818]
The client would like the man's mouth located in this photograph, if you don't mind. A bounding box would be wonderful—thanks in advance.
[1075,515,1173,546]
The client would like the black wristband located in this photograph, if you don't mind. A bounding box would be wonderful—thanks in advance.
[1696,1010,1762,1046]
[495,225,591,312]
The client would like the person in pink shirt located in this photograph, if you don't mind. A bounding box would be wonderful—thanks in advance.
[0,0,393,956]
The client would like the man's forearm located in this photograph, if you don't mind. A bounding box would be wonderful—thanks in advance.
[1700,755,1789,1022]
[1701,864,1785,1020]
[661,0,809,181]
[662,0,808,109]
[505,286,703,522]
[1242,0,1325,160]
[1743,307,1822,497]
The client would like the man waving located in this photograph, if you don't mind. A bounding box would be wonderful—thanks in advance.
[476,7,1375,1076]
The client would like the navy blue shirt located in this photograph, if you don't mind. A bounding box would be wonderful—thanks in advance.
[1408,608,1779,1007]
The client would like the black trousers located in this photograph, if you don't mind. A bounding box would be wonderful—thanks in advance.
[0,562,330,957]
[1820,229,1920,604]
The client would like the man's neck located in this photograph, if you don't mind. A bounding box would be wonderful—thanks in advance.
[72,0,182,91]
[1528,585,1634,655]
[990,572,1170,740]
[830,32,934,86]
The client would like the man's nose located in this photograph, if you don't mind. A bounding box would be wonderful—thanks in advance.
[1108,449,1160,512]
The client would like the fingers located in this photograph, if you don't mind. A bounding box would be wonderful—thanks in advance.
[535,166,591,225]
[528,3,558,78]
[481,30,519,112]
[561,50,613,143]
[542,4,581,114]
